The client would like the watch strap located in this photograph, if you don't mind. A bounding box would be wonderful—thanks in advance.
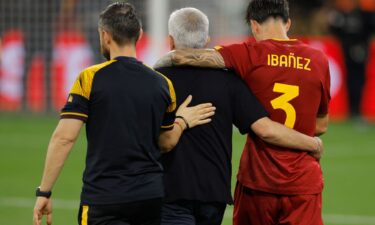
[36,187,52,198]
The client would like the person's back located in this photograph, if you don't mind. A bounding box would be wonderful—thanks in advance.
[213,1,330,224]
[157,66,254,204]
[157,8,269,225]
[33,4,216,225]
[221,39,330,194]
[75,57,173,205]
[55,4,180,224]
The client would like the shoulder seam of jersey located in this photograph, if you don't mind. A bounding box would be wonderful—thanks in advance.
[70,60,116,100]
[83,59,117,76]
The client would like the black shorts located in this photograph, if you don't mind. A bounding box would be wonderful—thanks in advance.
[78,198,162,225]
[161,200,226,225]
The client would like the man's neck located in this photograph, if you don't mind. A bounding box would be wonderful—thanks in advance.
[110,45,137,60]
[258,20,289,41]
[261,34,289,41]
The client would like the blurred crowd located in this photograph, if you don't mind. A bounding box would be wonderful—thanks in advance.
[328,0,375,118]
[291,0,375,118]
[0,0,374,120]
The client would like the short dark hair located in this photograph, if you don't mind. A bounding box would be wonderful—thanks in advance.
[246,0,289,24]
[99,2,142,46]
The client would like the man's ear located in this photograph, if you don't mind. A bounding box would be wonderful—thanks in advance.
[250,20,260,35]
[168,35,175,50]
[285,18,291,32]
[103,30,111,46]
[137,28,143,43]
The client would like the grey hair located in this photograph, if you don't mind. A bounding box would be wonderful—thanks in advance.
[168,7,209,49]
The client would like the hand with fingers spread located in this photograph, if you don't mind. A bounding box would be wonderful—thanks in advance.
[310,137,324,160]
[33,197,52,225]
[175,95,216,129]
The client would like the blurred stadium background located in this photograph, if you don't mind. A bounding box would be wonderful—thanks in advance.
[0,0,375,224]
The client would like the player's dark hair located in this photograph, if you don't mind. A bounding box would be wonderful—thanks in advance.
[246,0,289,24]
[98,2,142,46]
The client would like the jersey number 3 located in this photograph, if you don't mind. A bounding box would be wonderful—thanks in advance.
[270,83,299,128]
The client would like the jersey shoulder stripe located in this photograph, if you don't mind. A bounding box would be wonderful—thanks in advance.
[70,60,116,99]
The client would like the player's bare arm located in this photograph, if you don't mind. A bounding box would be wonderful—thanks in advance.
[159,95,216,153]
[315,114,329,136]
[154,49,225,69]
[33,119,83,225]
[251,117,323,160]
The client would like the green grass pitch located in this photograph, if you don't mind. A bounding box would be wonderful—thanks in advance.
[0,114,374,225]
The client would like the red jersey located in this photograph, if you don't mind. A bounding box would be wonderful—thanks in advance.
[217,39,330,195]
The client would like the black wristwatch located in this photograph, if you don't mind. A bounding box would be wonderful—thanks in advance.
[36,187,52,198]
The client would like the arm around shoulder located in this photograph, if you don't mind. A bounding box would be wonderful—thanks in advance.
[173,49,225,68]
[154,49,225,69]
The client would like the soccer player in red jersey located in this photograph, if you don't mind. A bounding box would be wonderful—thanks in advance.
[155,0,330,224]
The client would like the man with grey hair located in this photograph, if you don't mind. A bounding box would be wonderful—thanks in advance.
[156,7,323,225]
[168,7,209,49]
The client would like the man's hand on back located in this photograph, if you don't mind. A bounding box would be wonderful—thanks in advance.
[309,137,324,161]
[175,95,216,129]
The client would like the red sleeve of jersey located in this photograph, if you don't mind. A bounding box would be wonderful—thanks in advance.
[215,43,251,79]
[318,57,331,115]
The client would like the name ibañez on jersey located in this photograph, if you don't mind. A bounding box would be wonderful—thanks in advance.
[267,53,311,71]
